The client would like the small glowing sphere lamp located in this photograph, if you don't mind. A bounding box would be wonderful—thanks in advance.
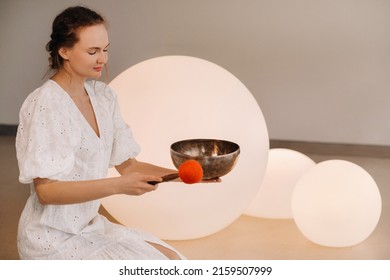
[102,56,269,240]
[291,160,382,247]
[244,148,315,219]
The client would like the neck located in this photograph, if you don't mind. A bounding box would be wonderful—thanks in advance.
[51,69,87,98]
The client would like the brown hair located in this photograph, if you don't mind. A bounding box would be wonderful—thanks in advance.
[45,6,106,72]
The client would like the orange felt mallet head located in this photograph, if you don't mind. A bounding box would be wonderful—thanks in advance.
[178,160,204,184]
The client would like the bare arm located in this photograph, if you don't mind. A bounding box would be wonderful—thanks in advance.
[115,158,177,177]
[34,158,179,205]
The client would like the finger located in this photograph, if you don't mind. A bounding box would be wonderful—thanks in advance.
[147,177,163,186]
[137,182,159,194]
[147,180,161,186]
[201,177,221,183]
[139,174,161,186]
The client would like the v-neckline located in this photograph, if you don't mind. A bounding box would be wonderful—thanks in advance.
[50,79,101,140]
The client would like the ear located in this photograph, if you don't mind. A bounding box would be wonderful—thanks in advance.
[58,47,70,60]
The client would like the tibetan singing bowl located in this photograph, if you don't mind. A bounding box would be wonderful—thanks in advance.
[170,139,240,179]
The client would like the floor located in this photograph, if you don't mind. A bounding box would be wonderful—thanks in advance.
[1,135,389,260]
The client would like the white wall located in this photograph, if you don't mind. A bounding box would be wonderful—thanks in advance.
[1,0,390,145]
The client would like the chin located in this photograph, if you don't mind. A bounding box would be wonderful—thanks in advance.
[89,72,103,79]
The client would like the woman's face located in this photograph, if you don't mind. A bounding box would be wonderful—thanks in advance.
[60,24,109,80]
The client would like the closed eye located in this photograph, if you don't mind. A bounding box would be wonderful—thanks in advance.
[88,43,109,55]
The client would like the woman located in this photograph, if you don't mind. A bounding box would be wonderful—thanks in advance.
[15,6,185,260]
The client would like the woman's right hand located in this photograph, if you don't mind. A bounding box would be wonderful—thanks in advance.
[118,172,162,196]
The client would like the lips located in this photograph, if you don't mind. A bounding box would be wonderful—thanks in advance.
[94,67,103,72]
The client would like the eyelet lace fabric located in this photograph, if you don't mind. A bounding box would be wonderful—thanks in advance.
[15,80,185,260]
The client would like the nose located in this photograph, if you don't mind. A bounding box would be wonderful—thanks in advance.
[97,51,108,64]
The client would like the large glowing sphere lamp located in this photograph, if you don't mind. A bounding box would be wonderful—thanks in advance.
[245,148,315,219]
[102,56,269,240]
[291,160,382,247]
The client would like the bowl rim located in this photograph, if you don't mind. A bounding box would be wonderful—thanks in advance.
[170,138,240,158]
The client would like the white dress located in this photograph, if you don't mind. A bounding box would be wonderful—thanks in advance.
[15,80,185,260]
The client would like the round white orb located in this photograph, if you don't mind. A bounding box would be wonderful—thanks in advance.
[102,56,269,240]
[291,160,382,247]
[245,148,315,219]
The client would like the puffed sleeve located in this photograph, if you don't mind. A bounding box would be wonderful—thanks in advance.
[16,86,79,184]
[105,85,141,167]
